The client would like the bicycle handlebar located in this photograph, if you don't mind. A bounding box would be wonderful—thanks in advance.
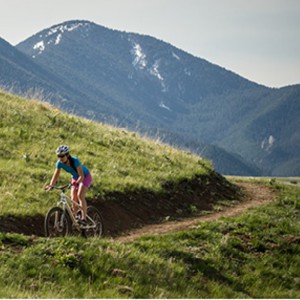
[54,184,72,190]
[47,183,72,191]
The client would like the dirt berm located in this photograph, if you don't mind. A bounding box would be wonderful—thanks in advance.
[0,172,242,237]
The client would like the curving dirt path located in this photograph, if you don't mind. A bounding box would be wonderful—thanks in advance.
[115,183,278,243]
[0,181,278,240]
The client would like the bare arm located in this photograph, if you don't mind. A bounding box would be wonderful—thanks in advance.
[50,168,60,186]
[75,165,85,184]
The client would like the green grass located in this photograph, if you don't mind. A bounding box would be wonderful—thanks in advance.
[226,175,300,186]
[1,90,299,298]
[0,90,212,216]
[0,181,299,298]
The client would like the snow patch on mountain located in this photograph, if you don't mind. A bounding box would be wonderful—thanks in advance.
[129,40,168,91]
[261,135,275,152]
[55,33,62,45]
[33,41,45,55]
[47,22,89,37]
[131,43,147,69]
[150,61,163,81]
[129,39,168,92]
[32,21,91,57]
[150,61,167,92]
[172,52,180,60]
[159,101,171,111]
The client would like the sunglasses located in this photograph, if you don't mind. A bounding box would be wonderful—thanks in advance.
[57,154,66,158]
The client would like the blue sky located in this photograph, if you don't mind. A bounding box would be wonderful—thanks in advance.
[0,0,299,88]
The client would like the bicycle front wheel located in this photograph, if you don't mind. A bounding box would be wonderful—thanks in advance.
[85,206,104,237]
[45,207,72,237]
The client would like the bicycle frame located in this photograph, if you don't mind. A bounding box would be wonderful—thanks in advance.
[57,190,80,229]
[53,184,97,231]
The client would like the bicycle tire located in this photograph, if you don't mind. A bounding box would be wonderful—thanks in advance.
[85,206,104,237]
[45,206,72,237]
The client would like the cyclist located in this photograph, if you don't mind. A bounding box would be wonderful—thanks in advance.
[45,145,92,225]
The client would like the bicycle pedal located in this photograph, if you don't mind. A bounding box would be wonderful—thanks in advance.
[77,220,87,228]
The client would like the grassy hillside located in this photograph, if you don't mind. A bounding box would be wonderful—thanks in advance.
[0,90,213,218]
[0,180,299,298]
[0,90,299,298]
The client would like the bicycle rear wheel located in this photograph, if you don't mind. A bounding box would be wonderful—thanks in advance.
[45,207,72,237]
[85,206,104,237]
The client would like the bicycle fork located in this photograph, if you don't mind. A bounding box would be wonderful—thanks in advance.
[54,207,67,232]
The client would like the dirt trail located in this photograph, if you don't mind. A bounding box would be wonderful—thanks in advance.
[115,183,277,242]
[0,180,277,239]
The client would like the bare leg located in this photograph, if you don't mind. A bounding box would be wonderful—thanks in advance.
[71,187,80,216]
[77,184,88,221]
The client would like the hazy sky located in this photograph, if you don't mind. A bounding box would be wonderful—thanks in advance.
[0,0,299,88]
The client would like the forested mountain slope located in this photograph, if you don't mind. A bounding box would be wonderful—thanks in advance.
[1,20,298,175]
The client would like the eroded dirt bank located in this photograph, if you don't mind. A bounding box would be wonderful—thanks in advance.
[0,173,276,239]
[115,182,277,242]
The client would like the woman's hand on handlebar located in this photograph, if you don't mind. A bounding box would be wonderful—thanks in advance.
[45,184,54,191]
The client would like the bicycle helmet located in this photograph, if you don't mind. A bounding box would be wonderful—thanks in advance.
[56,145,70,156]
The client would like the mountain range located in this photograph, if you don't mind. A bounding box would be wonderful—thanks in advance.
[0,20,299,176]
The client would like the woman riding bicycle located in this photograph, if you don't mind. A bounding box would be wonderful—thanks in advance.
[46,145,92,225]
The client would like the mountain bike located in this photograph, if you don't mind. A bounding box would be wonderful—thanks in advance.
[45,183,104,238]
